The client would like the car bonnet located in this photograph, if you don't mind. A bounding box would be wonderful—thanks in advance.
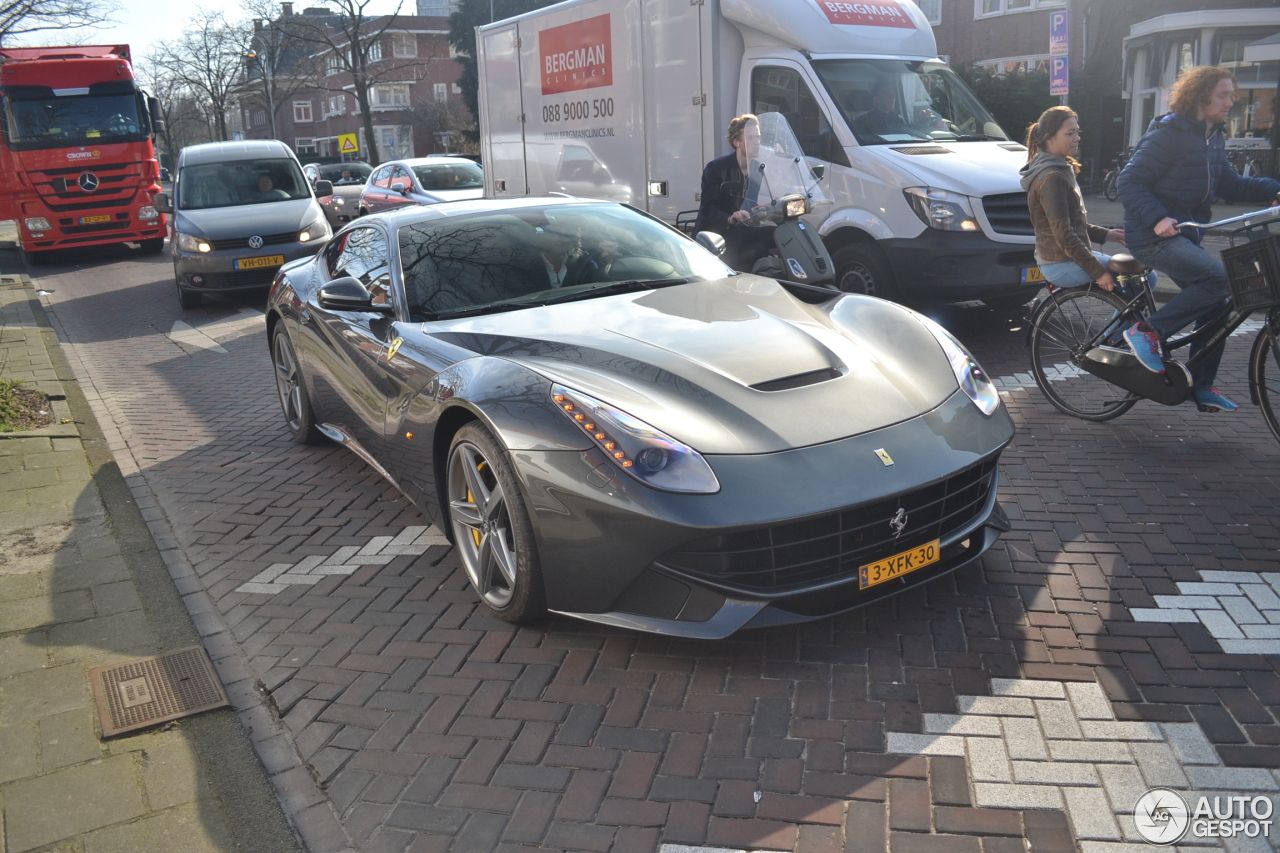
[428,277,962,455]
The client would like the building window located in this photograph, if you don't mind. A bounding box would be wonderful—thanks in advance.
[452,82,461,94]
[918,0,940,24]
[327,94,346,116]
[293,100,313,122]
[977,0,1062,16]
[372,83,410,108]
[375,126,413,160]
[254,110,267,127]
[368,40,383,63]
[448,44,463,59]
[296,137,317,154]
[326,53,341,75]
[392,32,417,58]
[976,55,1051,76]
[434,82,447,103]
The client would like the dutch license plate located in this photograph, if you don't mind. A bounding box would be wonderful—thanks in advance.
[78,214,111,225]
[235,254,285,270]
[859,539,941,590]
[1021,266,1045,283]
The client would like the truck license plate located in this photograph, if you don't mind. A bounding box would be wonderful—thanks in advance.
[78,214,111,224]
[859,539,940,589]
[235,255,285,270]
[1021,266,1045,283]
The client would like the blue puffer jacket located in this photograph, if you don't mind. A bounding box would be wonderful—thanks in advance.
[1118,112,1280,247]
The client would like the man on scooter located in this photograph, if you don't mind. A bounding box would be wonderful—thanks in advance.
[1118,66,1280,412]
[694,114,776,272]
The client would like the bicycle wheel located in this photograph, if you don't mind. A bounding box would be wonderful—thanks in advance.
[1250,319,1280,443]
[1104,174,1119,202]
[1029,287,1141,421]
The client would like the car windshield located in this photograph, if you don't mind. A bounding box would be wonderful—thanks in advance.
[812,59,1009,145]
[178,158,310,210]
[4,92,150,151]
[398,203,733,320]
[318,163,372,183]
[411,162,483,191]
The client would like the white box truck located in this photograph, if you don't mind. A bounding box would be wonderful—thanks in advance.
[476,0,1042,305]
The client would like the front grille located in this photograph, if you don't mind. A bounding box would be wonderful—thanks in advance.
[982,192,1035,236]
[207,231,298,251]
[196,268,281,289]
[62,220,131,235]
[656,458,998,593]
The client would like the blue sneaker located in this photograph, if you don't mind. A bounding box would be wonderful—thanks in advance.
[1191,387,1238,412]
[1122,323,1165,374]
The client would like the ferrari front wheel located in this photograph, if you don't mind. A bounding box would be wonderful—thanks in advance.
[446,422,545,622]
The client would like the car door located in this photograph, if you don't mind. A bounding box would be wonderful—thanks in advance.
[363,166,391,213]
[303,225,398,455]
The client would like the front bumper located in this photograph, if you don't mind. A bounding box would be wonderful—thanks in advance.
[882,229,1037,302]
[23,212,166,252]
[515,389,1014,638]
[174,239,328,293]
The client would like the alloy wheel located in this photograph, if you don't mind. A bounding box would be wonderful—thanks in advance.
[447,441,518,609]
[273,333,305,433]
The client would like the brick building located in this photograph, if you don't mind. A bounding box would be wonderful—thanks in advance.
[236,4,470,163]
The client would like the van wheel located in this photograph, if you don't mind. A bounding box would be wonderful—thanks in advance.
[833,243,897,302]
[177,278,201,309]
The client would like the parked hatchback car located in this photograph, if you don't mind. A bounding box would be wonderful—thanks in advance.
[303,161,372,229]
[154,140,333,308]
[358,156,483,215]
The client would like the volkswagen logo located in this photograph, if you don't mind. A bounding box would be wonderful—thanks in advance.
[889,508,908,538]
[248,235,264,249]
[78,172,99,192]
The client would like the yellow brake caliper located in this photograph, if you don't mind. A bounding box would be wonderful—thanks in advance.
[468,461,489,547]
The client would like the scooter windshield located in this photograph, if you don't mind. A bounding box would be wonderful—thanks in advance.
[744,112,831,213]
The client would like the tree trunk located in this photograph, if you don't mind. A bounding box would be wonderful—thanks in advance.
[356,84,379,165]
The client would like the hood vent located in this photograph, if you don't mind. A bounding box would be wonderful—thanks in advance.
[999,143,1028,152]
[891,146,952,155]
[750,367,843,392]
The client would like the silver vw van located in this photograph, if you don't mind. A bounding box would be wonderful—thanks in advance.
[154,140,333,308]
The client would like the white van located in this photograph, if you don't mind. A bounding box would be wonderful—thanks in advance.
[476,0,1039,305]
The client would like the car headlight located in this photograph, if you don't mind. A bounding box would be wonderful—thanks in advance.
[176,232,211,253]
[916,315,1000,416]
[138,206,159,221]
[24,217,50,232]
[903,187,979,232]
[332,196,345,207]
[551,383,720,494]
[298,219,330,243]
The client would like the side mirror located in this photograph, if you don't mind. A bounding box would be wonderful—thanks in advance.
[153,192,172,214]
[810,164,826,181]
[314,179,333,198]
[147,96,166,135]
[695,231,726,256]
[318,276,394,314]
[392,181,408,195]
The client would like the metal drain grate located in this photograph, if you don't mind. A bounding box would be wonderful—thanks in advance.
[89,646,229,737]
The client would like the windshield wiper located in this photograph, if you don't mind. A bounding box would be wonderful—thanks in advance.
[533,278,690,306]
[424,302,530,321]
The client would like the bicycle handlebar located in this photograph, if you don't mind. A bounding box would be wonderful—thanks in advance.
[1176,203,1280,231]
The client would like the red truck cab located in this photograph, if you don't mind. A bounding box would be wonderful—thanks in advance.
[0,45,167,258]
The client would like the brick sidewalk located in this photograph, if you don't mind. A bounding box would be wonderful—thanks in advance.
[0,273,300,853]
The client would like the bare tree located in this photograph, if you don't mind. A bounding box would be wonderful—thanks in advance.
[405,95,478,154]
[0,0,117,43]
[284,0,418,165]
[138,59,218,165]
[153,10,249,141]
[239,0,317,139]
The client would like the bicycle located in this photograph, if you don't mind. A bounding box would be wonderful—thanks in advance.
[1026,202,1280,442]
[1102,149,1131,202]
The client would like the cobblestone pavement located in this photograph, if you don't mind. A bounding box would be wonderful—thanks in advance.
[25,238,1280,853]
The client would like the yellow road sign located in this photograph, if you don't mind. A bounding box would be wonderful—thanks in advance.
[338,133,359,154]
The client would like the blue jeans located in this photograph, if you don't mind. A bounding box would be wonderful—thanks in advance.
[1037,251,1112,287]
[1129,236,1231,389]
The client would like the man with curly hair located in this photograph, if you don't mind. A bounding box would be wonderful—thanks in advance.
[1118,66,1280,412]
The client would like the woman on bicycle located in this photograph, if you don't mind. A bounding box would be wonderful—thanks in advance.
[1118,66,1280,412]
[1021,106,1124,291]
